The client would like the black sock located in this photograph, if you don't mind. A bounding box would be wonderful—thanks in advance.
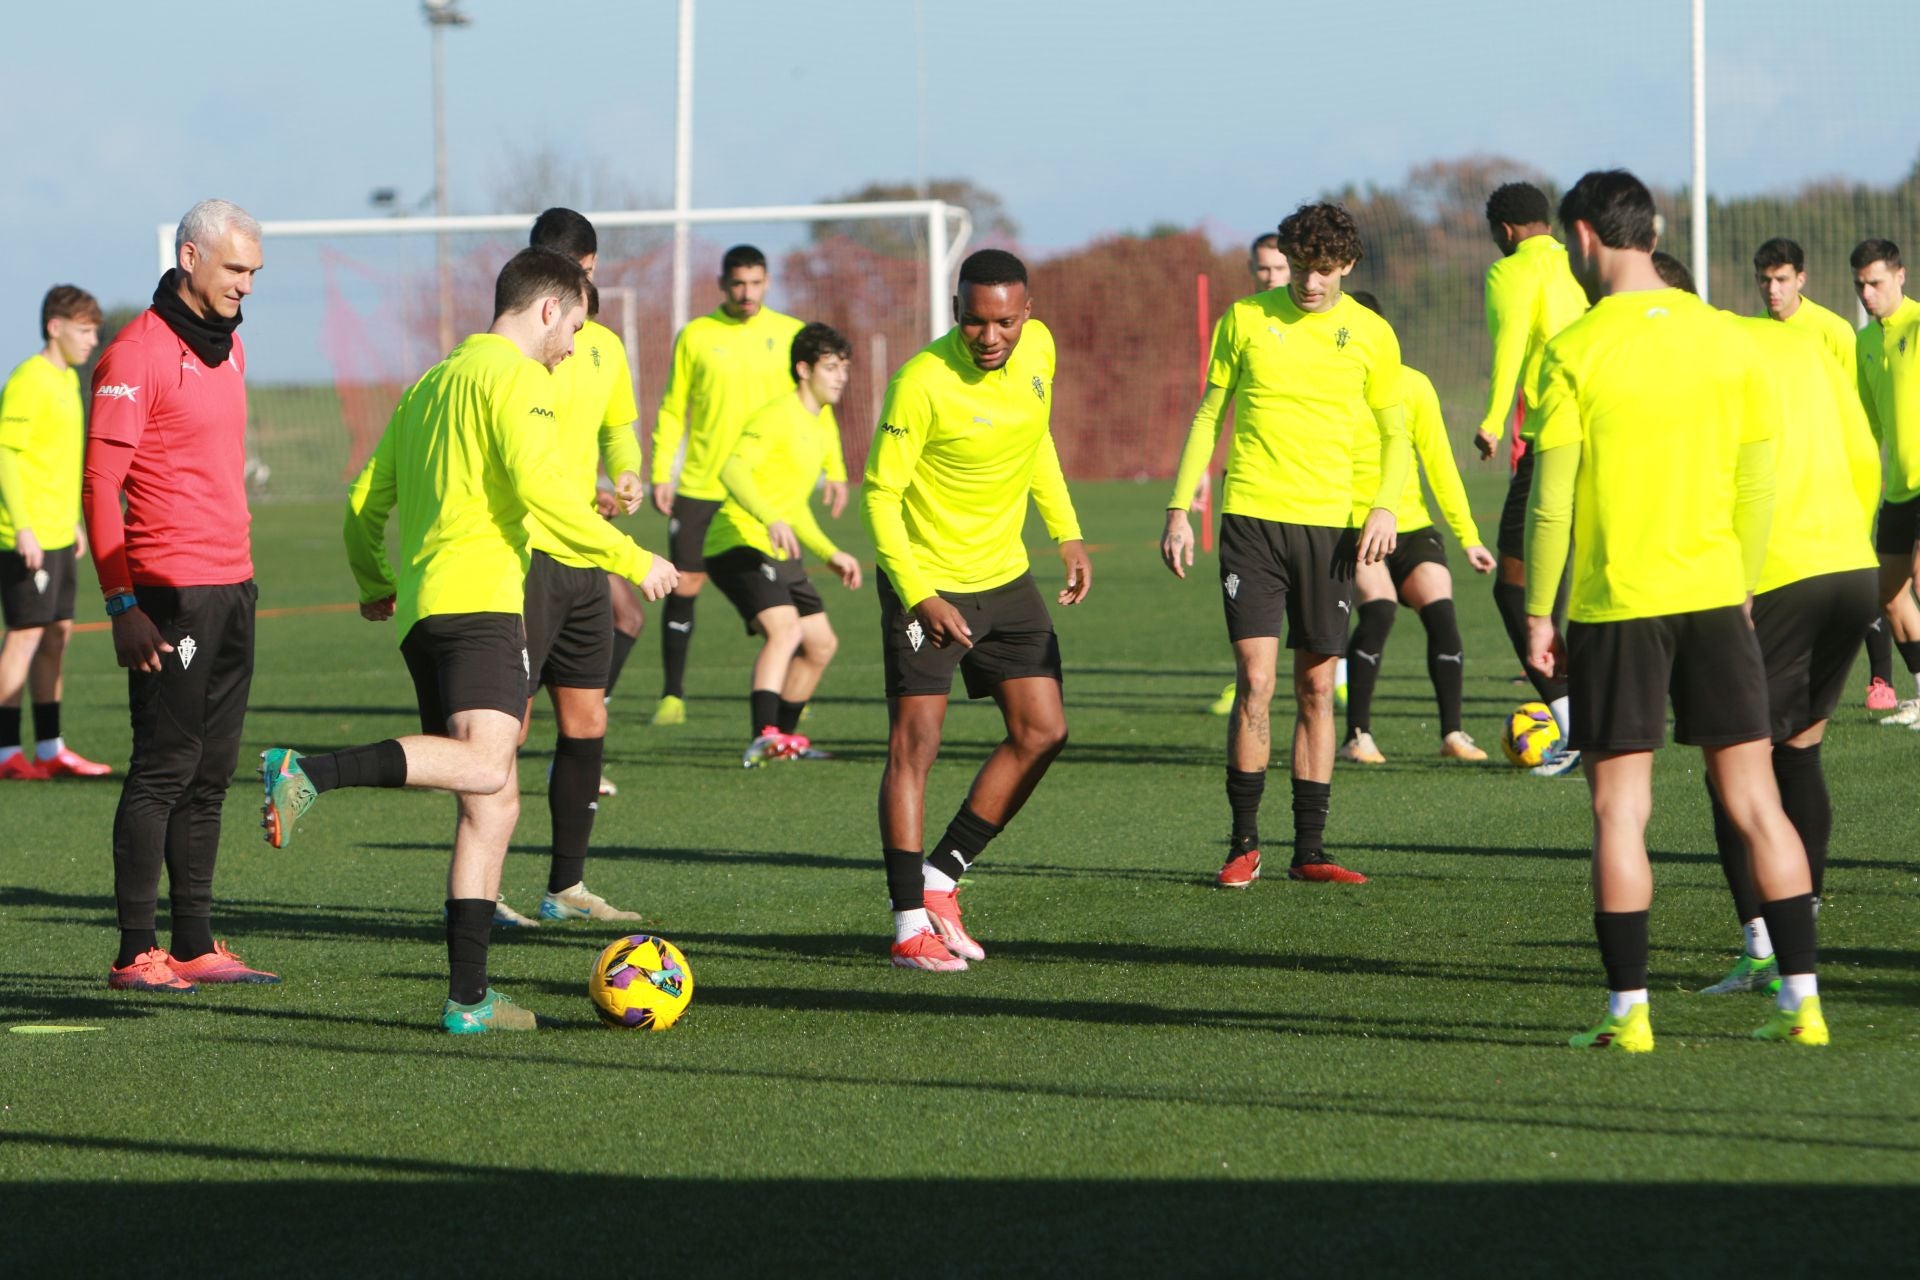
[1494,580,1568,702]
[0,705,18,751]
[1706,779,1764,925]
[661,595,696,698]
[1419,599,1465,737]
[1772,742,1830,900]
[116,928,159,968]
[750,689,781,735]
[1865,616,1893,685]
[1898,638,1920,677]
[883,848,925,912]
[607,628,639,697]
[1344,600,1396,735]
[547,734,603,894]
[1226,768,1264,845]
[1593,909,1650,991]
[170,915,215,962]
[31,700,59,745]
[925,804,1002,884]
[300,740,408,794]
[445,898,494,1005]
[1760,893,1818,977]
[1290,777,1331,866]
[777,698,807,735]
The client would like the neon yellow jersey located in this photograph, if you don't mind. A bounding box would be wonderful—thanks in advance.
[344,333,654,641]
[1528,288,1774,622]
[652,306,846,499]
[1348,365,1481,546]
[704,391,842,563]
[1857,295,1920,502]
[863,320,1081,607]
[1476,234,1589,442]
[525,318,641,568]
[1734,316,1878,594]
[1781,295,1858,386]
[1168,289,1405,526]
[0,354,82,551]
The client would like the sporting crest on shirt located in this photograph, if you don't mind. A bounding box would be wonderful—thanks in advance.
[1335,327,1351,349]
[1902,335,1910,356]
[906,620,925,652]
[766,337,776,351]
[177,635,198,670]
[1031,376,1045,401]
[591,345,601,368]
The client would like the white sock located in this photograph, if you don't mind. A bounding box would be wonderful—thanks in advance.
[893,908,931,943]
[1779,973,1818,1011]
[1609,989,1648,1018]
[1549,696,1572,737]
[35,737,62,761]
[1336,657,1348,686]
[1742,917,1774,959]
[0,744,19,764]
[922,862,957,894]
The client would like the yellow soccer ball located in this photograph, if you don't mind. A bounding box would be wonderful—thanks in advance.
[588,934,693,1031]
[1501,702,1562,767]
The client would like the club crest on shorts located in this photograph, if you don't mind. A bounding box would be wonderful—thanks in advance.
[760,562,777,582]
[32,569,49,594]
[668,517,681,536]
[906,620,925,652]
[177,635,198,669]
[522,649,530,678]
[1224,572,1240,600]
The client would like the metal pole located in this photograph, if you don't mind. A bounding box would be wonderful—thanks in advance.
[1691,0,1708,303]
[671,0,695,336]
[926,204,950,343]
[433,20,455,353]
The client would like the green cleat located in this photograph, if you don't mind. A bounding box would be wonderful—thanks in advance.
[1568,1002,1654,1053]
[1698,951,1780,996]
[1752,995,1829,1046]
[652,694,688,726]
[441,988,539,1034]
[259,748,316,849]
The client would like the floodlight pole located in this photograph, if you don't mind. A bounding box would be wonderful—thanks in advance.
[426,1,470,355]
[671,0,695,336]
[1690,0,1708,303]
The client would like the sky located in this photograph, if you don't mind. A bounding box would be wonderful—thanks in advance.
[3,0,1914,378]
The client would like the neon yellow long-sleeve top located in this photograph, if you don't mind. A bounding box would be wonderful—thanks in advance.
[527,318,641,567]
[1781,295,1858,386]
[1348,364,1482,546]
[705,391,841,563]
[1477,234,1589,443]
[1857,295,1920,502]
[0,354,83,551]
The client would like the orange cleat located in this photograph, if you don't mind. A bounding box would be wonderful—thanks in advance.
[167,940,280,985]
[923,887,986,961]
[0,752,46,781]
[1217,846,1262,888]
[108,948,196,993]
[1289,859,1369,885]
[36,746,112,778]
[890,927,968,972]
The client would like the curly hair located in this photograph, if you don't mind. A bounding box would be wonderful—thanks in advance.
[1276,202,1363,272]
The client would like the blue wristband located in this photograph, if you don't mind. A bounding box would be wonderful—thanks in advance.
[104,592,139,617]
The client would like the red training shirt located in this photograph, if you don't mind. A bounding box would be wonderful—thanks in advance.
[83,309,253,591]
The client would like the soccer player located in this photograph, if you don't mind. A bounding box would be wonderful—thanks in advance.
[864,249,1090,972]
[705,322,862,766]
[259,248,677,1033]
[1525,169,1828,1052]
[649,246,848,726]
[1163,202,1410,889]
[84,200,277,992]
[1475,182,1589,775]
[1336,290,1496,766]
[0,285,111,781]
[1850,240,1920,727]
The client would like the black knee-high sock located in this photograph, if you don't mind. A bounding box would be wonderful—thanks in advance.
[1418,599,1465,736]
[1898,638,1920,677]
[1772,742,1830,899]
[1706,779,1764,925]
[31,700,59,746]
[883,848,924,912]
[445,898,493,1004]
[1291,776,1331,866]
[777,698,807,734]
[300,740,408,794]
[1594,910,1650,991]
[1865,616,1893,685]
[607,628,638,697]
[1760,893,1817,977]
[750,689,781,735]
[1344,600,1396,735]
[925,805,1002,883]
[1493,579,1568,702]
[0,706,19,752]
[547,734,603,893]
[1226,768,1265,846]
[661,596,696,698]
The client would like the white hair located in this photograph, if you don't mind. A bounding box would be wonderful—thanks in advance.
[175,199,262,257]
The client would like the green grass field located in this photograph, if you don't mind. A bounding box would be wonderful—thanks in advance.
[4,478,1917,1277]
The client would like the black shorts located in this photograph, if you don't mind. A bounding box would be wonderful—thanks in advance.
[399,612,530,735]
[1873,495,1920,557]
[1752,568,1879,743]
[1386,525,1449,592]
[523,551,613,695]
[668,497,724,572]
[1566,604,1770,752]
[706,546,824,633]
[1217,514,1355,653]
[878,570,1061,700]
[1,544,78,628]
[1496,449,1535,561]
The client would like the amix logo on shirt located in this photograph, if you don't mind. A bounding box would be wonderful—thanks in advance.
[529,406,554,418]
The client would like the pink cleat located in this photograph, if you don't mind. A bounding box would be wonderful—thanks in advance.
[890,927,968,972]
[923,888,986,961]
[37,746,112,778]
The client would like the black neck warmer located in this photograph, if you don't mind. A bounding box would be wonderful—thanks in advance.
[152,270,242,367]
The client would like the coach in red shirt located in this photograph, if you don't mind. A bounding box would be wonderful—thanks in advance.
[84,199,278,992]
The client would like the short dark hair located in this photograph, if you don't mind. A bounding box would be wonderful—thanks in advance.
[790,321,852,381]
[529,207,597,262]
[41,284,101,340]
[1753,237,1805,274]
[1249,232,1281,256]
[721,244,767,276]
[1557,169,1657,252]
[1277,202,1363,271]
[1651,251,1696,294]
[493,247,588,321]
[958,248,1028,289]
[1486,182,1551,228]
[585,279,601,320]
[1346,289,1384,321]
[1851,238,1904,273]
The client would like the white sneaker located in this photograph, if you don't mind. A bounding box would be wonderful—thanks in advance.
[1881,697,1920,726]
[1440,730,1487,762]
[540,882,642,922]
[492,896,541,928]
[598,773,618,796]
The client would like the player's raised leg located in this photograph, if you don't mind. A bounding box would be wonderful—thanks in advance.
[1338,561,1394,766]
